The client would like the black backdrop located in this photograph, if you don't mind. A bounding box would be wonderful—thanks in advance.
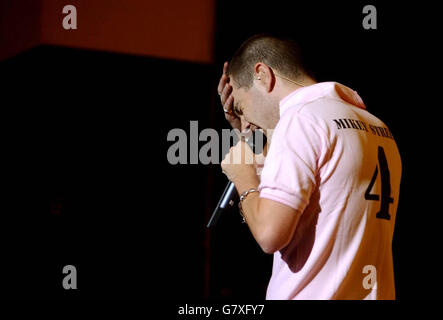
[0,46,215,298]
[0,0,439,300]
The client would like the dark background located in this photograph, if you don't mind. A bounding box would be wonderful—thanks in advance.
[0,0,438,299]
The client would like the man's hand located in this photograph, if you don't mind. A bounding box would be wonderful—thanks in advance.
[221,139,259,191]
[217,61,241,131]
[221,139,300,254]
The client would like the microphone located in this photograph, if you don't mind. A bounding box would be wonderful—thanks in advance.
[206,180,238,227]
[207,130,265,228]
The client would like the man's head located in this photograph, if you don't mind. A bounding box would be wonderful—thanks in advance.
[226,34,316,136]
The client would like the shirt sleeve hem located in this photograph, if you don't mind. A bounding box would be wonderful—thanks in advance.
[259,187,306,213]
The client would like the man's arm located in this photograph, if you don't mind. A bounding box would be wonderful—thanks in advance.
[235,178,301,254]
[242,193,301,254]
[222,140,301,254]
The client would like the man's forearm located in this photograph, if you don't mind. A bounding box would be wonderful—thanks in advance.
[232,175,269,249]
[233,173,259,198]
[232,173,299,254]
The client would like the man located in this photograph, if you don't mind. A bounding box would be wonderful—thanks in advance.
[217,34,401,300]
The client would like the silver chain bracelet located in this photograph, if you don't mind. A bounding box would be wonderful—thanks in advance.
[238,188,259,223]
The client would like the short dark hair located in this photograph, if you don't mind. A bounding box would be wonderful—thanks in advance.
[227,34,312,89]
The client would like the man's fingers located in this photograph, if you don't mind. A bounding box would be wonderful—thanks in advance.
[224,141,251,164]
[217,62,229,95]
[224,94,234,108]
[217,74,227,95]
[220,83,232,105]
[223,61,228,75]
[223,94,234,114]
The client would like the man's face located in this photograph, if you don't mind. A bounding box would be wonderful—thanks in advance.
[230,78,278,136]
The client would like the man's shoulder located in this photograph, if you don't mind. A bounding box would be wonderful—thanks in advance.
[279,96,339,125]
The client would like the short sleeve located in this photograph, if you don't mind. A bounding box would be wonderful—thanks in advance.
[258,109,327,213]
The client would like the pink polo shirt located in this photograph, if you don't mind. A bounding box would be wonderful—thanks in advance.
[258,82,401,300]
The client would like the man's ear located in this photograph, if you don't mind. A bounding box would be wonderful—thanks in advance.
[253,62,275,92]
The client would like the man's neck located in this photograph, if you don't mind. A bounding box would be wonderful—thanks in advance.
[276,77,317,103]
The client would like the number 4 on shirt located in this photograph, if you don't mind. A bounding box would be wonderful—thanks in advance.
[364,146,394,220]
